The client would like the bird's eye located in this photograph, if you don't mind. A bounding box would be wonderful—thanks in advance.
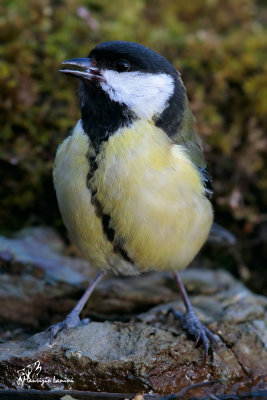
[115,60,131,72]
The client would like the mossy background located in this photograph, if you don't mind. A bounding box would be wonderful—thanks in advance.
[0,0,266,293]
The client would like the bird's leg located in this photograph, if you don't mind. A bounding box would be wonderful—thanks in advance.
[172,271,218,356]
[46,271,105,341]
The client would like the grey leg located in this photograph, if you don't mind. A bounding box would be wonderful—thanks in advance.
[172,271,218,356]
[46,271,105,341]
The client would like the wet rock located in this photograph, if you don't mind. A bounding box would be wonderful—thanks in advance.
[0,226,238,333]
[0,270,266,396]
[0,227,91,331]
[0,227,89,284]
[0,228,179,330]
[0,227,266,396]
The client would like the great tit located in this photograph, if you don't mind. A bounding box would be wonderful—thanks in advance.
[50,41,218,354]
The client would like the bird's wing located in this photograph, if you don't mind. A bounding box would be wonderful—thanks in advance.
[171,98,213,199]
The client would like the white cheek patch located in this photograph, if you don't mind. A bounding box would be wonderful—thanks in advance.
[100,70,174,120]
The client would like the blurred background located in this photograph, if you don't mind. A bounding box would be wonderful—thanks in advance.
[0,0,266,294]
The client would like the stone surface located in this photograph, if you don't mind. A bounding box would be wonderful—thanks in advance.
[0,270,266,396]
[0,227,266,397]
[0,225,237,333]
[0,227,91,331]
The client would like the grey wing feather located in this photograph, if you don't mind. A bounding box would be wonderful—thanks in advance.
[172,98,213,198]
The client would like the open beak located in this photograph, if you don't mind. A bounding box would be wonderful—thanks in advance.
[59,58,101,80]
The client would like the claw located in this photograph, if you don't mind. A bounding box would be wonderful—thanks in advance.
[171,307,218,356]
[206,328,219,344]
[50,324,61,341]
[202,332,209,358]
[195,331,201,346]
[81,317,90,325]
[170,308,185,323]
[45,312,90,342]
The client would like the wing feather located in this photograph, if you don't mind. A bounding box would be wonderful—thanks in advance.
[171,98,213,198]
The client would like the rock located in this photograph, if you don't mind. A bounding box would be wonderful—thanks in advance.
[0,228,179,331]
[0,226,238,333]
[0,268,266,396]
[0,227,91,331]
[0,227,266,396]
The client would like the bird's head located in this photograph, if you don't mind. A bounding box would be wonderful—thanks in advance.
[60,41,186,144]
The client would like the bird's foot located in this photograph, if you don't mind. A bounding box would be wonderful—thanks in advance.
[171,307,218,356]
[46,312,90,342]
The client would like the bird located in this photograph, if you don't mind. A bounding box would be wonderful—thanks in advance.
[50,41,218,355]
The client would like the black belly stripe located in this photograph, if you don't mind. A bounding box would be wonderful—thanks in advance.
[102,213,115,242]
[113,244,133,263]
[86,148,133,264]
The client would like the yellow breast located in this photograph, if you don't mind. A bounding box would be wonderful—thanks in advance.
[53,121,111,268]
[53,119,213,274]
